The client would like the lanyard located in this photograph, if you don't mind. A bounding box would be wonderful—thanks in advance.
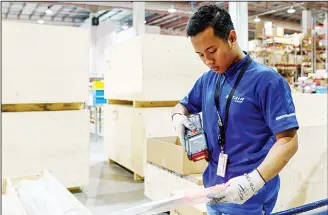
[214,55,252,152]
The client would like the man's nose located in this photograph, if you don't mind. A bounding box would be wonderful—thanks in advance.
[205,57,215,66]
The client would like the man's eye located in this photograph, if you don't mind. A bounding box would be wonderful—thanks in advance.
[209,49,216,54]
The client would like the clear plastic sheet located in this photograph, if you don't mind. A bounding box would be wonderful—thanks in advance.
[14,172,90,215]
[110,184,227,215]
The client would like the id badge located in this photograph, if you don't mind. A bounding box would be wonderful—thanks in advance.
[217,152,228,177]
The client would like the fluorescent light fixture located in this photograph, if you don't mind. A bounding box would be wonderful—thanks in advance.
[45,9,53,15]
[37,19,44,24]
[254,16,261,23]
[121,24,128,30]
[168,5,176,13]
[287,6,295,14]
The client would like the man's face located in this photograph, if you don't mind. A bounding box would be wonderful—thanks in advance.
[190,27,235,74]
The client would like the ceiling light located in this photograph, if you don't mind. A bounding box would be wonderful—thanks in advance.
[37,19,44,24]
[287,6,295,14]
[254,16,261,23]
[45,9,53,15]
[144,20,146,24]
[121,24,128,30]
[168,5,177,13]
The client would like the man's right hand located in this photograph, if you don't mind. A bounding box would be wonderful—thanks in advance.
[172,113,196,151]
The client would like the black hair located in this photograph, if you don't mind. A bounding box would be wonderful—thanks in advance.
[186,4,235,41]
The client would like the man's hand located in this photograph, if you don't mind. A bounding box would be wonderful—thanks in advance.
[207,170,266,205]
[172,113,196,151]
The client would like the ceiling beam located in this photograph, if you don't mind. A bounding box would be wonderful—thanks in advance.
[147,14,175,25]
[161,16,189,29]
[2,17,80,27]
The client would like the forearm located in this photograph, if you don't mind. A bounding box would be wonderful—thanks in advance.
[257,132,298,182]
[171,103,189,118]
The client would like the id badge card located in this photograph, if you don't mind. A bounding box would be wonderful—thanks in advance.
[217,152,228,177]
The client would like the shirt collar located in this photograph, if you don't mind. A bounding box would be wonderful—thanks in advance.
[224,51,250,77]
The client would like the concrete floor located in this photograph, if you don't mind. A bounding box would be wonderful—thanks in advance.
[73,134,168,215]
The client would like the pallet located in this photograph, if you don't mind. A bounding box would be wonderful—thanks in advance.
[67,186,82,193]
[2,102,84,112]
[108,99,179,108]
[108,158,144,181]
[2,178,82,194]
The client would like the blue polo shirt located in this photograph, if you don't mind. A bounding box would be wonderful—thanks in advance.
[180,53,299,215]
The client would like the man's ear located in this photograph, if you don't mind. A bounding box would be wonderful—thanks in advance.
[228,30,237,49]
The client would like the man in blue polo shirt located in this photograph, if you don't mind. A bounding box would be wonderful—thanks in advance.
[171,5,299,215]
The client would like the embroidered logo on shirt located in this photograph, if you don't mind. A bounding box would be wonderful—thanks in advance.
[226,95,245,103]
[276,113,296,121]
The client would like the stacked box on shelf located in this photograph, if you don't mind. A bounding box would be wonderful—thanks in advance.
[104,34,208,180]
[2,21,90,192]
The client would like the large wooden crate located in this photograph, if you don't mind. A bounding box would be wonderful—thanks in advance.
[292,93,327,125]
[104,34,208,101]
[145,162,207,214]
[273,124,328,212]
[2,169,92,215]
[2,21,89,104]
[145,162,203,201]
[104,102,176,178]
[2,110,90,191]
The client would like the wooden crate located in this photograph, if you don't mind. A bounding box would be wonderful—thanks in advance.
[3,169,92,215]
[2,21,89,104]
[145,162,207,214]
[292,93,327,125]
[273,124,328,212]
[104,102,177,179]
[145,162,203,201]
[2,110,90,190]
[104,34,208,101]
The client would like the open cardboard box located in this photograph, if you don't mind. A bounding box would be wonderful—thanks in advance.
[171,204,207,215]
[147,136,208,175]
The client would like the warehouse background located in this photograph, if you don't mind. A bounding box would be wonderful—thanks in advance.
[1,1,327,215]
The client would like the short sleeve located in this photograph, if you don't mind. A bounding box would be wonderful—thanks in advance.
[180,75,203,114]
[259,77,299,135]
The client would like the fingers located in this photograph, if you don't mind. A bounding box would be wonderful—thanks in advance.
[181,116,197,131]
[207,184,232,203]
[178,126,186,150]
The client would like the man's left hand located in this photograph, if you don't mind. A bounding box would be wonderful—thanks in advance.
[207,170,266,205]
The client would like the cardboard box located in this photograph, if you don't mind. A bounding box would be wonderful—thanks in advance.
[171,204,207,215]
[147,136,208,175]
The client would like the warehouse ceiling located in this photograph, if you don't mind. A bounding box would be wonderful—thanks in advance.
[2,1,328,35]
